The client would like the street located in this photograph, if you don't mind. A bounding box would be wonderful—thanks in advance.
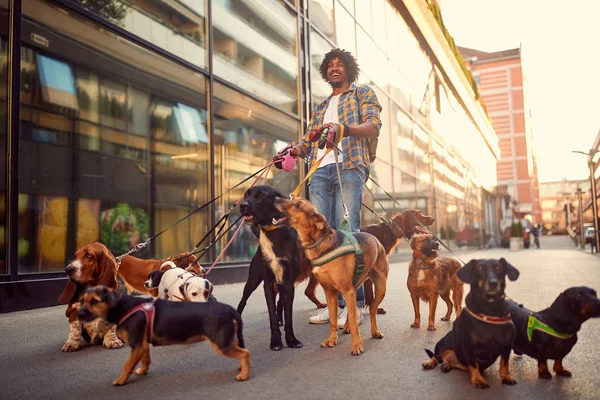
[1,235,599,400]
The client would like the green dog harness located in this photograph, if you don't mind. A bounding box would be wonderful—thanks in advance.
[309,230,365,286]
[527,315,573,341]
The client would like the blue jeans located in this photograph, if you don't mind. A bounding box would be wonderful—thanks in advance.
[309,163,367,308]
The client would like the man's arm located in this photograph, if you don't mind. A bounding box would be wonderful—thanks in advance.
[349,85,382,138]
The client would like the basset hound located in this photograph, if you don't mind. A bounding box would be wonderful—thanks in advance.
[58,242,124,352]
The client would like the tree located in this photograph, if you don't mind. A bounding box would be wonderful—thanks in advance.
[71,0,129,26]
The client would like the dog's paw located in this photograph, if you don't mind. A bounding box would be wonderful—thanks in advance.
[103,337,123,349]
[286,338,303,349]
[112,377,128,386]
[538,371,552,379]
[62,339,83,352]
[472,378,490,389]
[135,367,149,376]
[427,325,436,331]
[376,307,387,315]
[422,360,437,370]
[371,330,384,339]
[320,337,337,348]
[556,370,572,377]
[501,376,517,385]
[441,316,450,321]
[440,363,451,373]
[410,322,420,328]
[235,371,249,381]
[316,302,327,309]
[270,339,283,351]
[351,345,364,356]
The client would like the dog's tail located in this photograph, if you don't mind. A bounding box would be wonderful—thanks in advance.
[160,261,177,272]
[233,311,246,349]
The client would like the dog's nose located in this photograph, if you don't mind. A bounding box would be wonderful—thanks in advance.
[65,265,75,275]
[488,280,498,289]
[144,282,150,288]
[240,202,249,214]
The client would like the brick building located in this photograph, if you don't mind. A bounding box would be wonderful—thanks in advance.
[460,46,542,231]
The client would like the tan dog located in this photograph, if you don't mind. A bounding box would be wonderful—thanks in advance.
[118,253,202,297]
[407,233,463,331]
[276,197,389,356]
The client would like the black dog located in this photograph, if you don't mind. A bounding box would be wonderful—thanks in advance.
[422,258,520,389]
[78,286,249,385]
[506,286,600,379]
[236,185,303,351]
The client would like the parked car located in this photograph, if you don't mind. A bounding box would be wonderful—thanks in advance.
[585,226,596,246]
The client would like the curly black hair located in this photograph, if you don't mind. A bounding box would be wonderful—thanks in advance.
[319,48,360,85]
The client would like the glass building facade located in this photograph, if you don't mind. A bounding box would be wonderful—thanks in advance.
[0,0,499,312]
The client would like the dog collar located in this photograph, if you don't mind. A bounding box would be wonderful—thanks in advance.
[465,306,512,324]
[118,302,155,339]
[303,235,327,249]
[412,249,422,258]
[527,315,573,341]
[262,224,284,232]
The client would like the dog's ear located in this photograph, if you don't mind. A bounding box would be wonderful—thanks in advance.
[94,243,118,289]
[456,259,478,284]
[58,280,78,305]
[499,258,520,281]
[311,213,327,230]
[101,286,120,308]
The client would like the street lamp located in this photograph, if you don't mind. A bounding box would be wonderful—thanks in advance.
[572,150,600,252]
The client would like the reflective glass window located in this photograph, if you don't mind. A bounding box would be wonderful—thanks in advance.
[334,3,356,54]
[20,0,210,272]
[213,82,299,261]
[337,0,353,15]
[67,0,207,69]
[213,0,298,114]
[309,29,333,108]
[355,0,371,36]
[0,0,7,273]
[310,0,334,41]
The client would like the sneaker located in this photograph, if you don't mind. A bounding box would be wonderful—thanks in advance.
[309,306,333,324]
[337,307,363,329]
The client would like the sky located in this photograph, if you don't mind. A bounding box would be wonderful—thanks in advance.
[440,0,600,182]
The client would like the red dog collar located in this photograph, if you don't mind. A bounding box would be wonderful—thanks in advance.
[465,306,512,324]
[119,302,155,339]
[412,249,422,258]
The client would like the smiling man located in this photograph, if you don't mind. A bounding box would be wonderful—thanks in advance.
[287,48,382,327]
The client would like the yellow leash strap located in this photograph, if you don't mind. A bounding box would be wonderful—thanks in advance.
[291,147,332,197]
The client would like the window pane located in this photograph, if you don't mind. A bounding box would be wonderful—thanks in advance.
[20,0,209,273]
[213,0,298,114]
[334,3,355,54]
[371,0,386,48]
[213,82,299,262]
[309,29,333,107]
[337,0,353,15]
[354,0,371,36]
[67,0,206,69]
[0,1,7,274]
[310,0,334,41]
[356,27,387,89]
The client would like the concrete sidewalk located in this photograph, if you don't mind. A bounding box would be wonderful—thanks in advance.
[1,236,599,400]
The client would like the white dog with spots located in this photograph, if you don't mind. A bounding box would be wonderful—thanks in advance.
[157,262,214,302]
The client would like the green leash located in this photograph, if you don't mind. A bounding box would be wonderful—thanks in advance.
[527,315,573,341]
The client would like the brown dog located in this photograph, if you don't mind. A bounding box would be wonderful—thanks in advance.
[276,197,389,356]
[303,209,435,313]
[407,233,463,331]
[117,253,201,297]
[58,242,123,352]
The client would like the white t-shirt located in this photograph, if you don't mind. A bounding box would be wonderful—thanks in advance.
[316,94,344,167]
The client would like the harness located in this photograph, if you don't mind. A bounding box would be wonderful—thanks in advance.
[465,306,512,325]
[171,275,196,302]
[118,302,155,340]
[527,315,573,341]
[308,230,365,286]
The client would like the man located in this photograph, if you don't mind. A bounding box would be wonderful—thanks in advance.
[288,48,382,327]
[531,224,541,249]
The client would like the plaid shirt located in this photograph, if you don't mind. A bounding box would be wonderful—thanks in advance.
[304,84,382,170]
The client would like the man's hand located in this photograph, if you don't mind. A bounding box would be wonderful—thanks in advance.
[319,123,346,149]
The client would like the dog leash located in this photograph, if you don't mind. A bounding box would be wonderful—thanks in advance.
[115,162,275,264]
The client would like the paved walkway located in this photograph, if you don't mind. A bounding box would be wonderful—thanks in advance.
[1,235,599,400]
